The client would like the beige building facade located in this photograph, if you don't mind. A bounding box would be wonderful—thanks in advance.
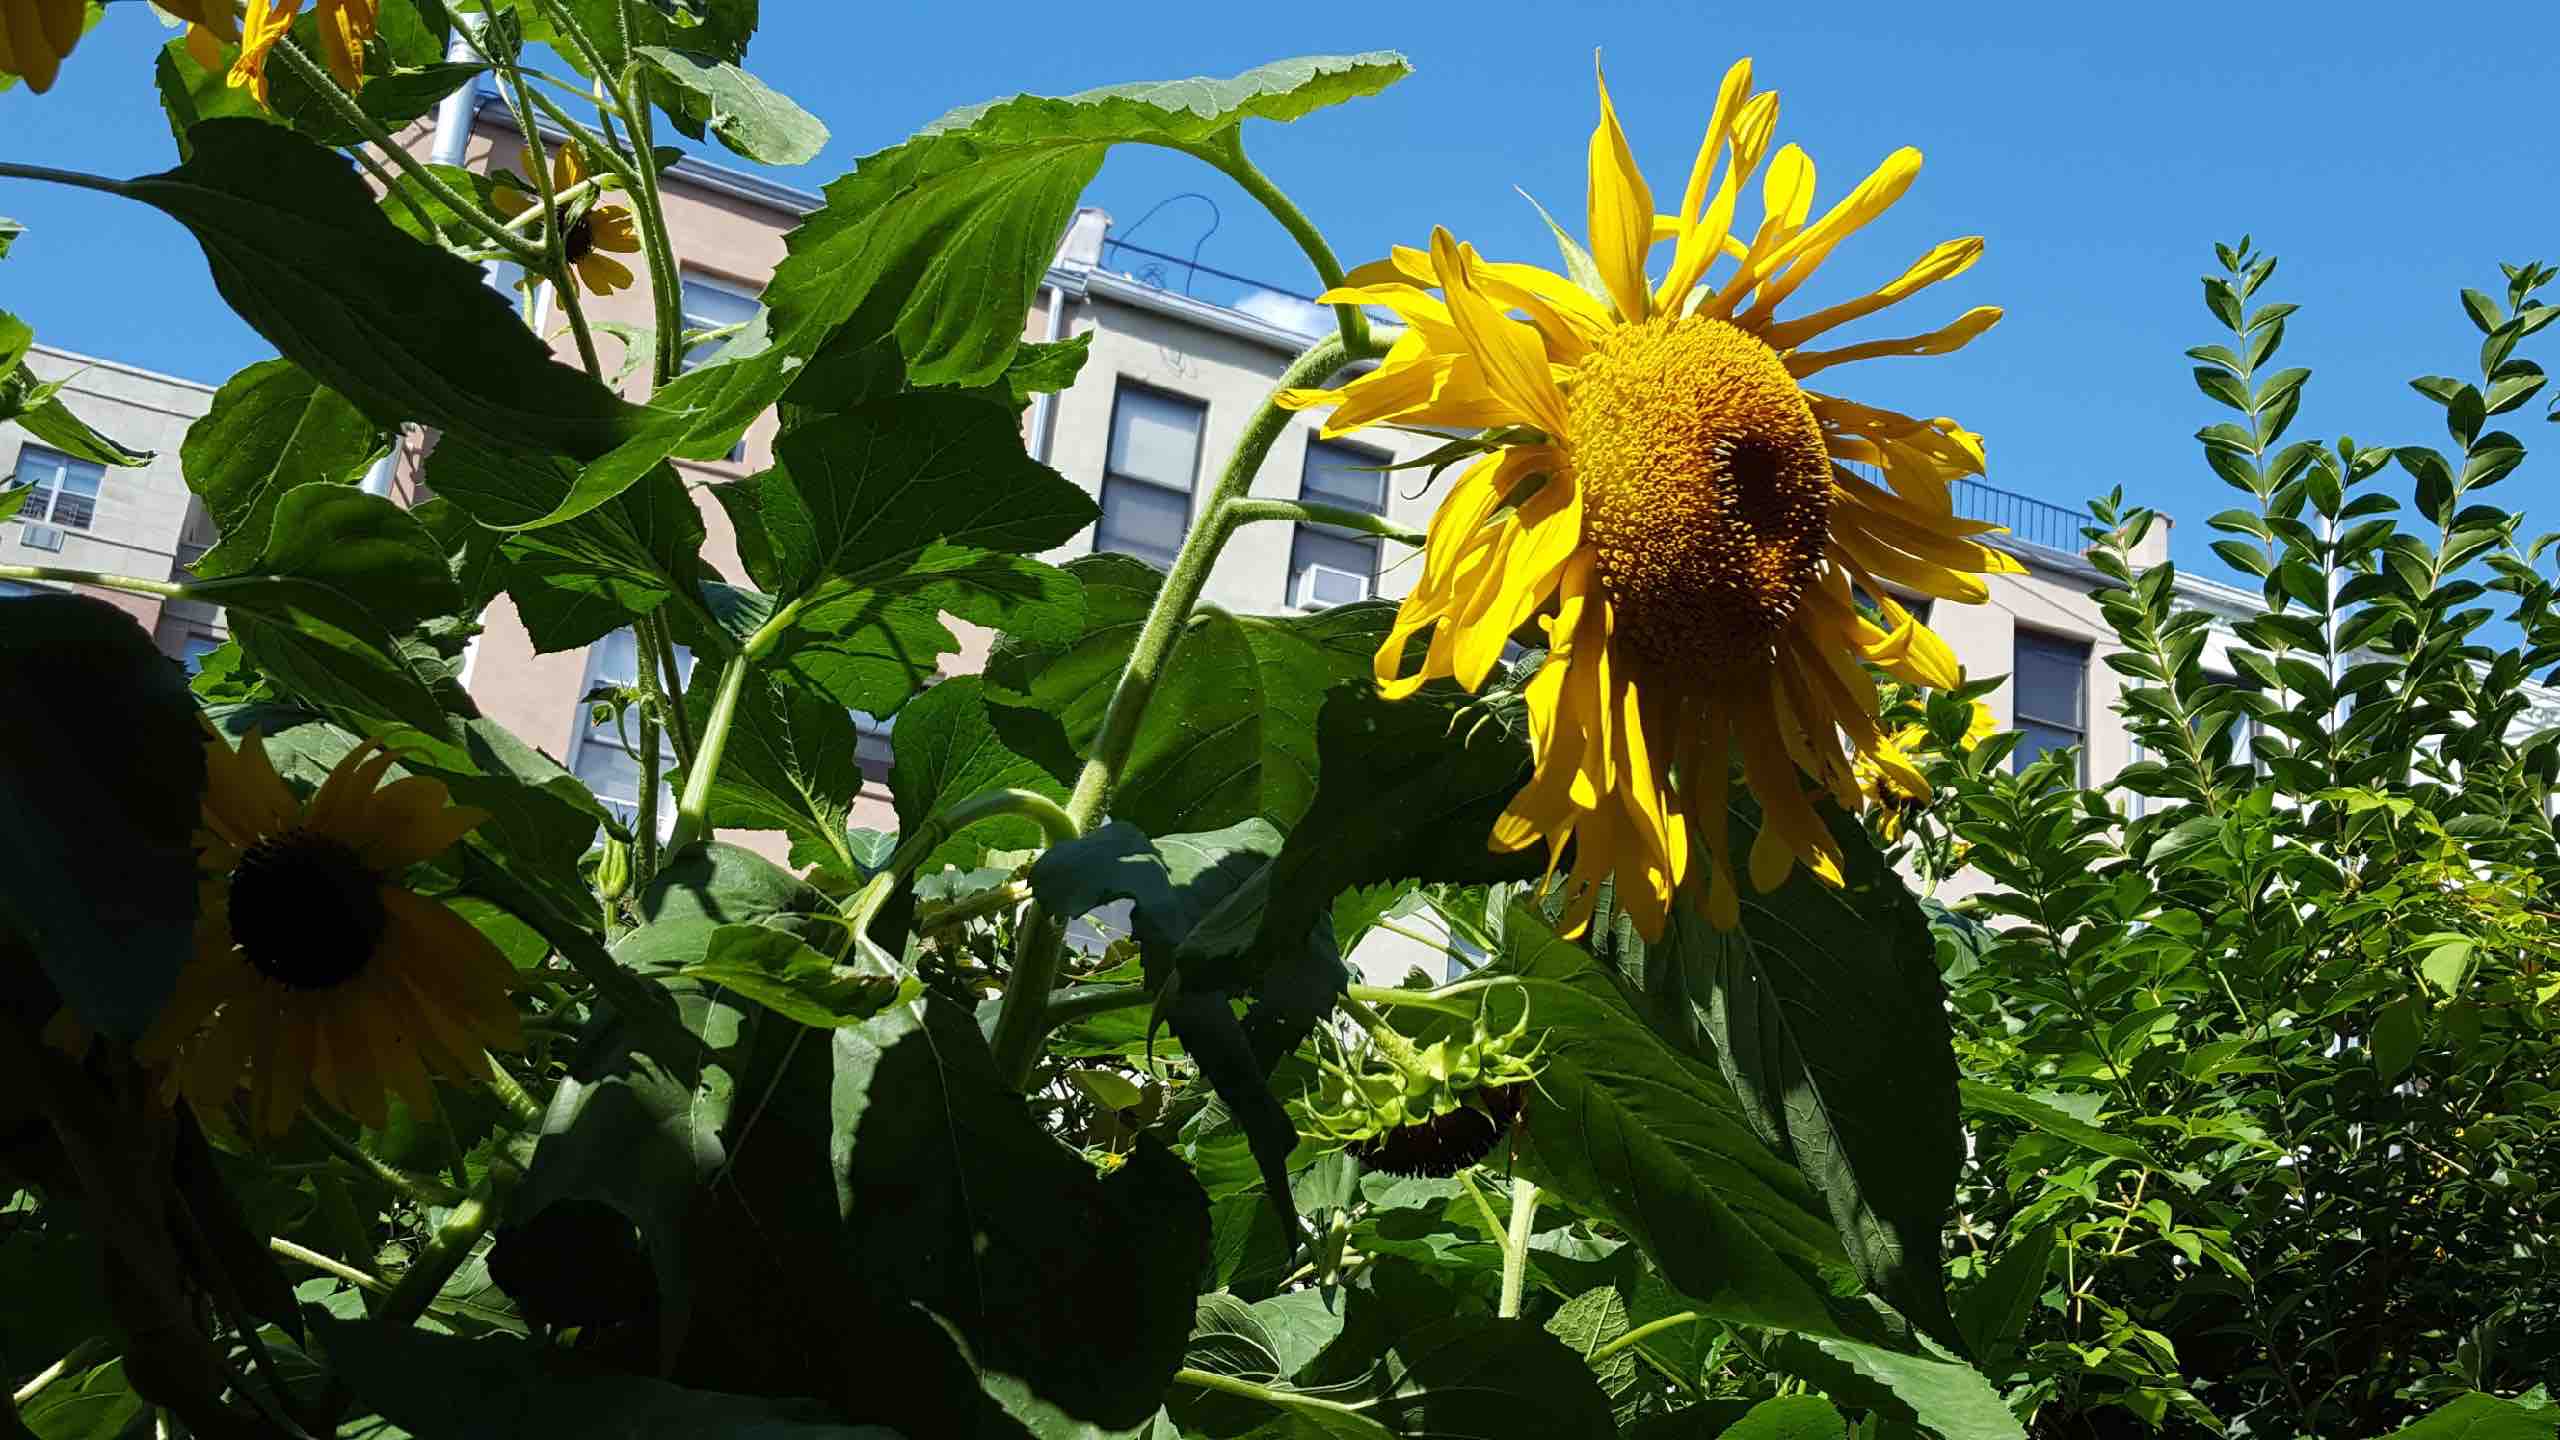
[0,345,224,665]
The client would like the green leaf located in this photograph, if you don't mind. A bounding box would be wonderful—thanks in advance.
[1718,1396,1847,1440]
[14,1356,147,1440]
[314,1320,894,1438]
[2380,1393,2558,1440]
[0,596,204,1038]
[426,441,707,654]
[108,119,645,460]
[1030,819,1285,963]
[2374,993,2422,1083]
[672,662,868,856]
[681,924,916,1029]
[1544,1286,1637,1398]
[1180,680,1537,997]
[0,365,152,468]
[1953,1224,2055,1362]
[551,0,757,73]
[0,215,21,259]
[266,58,486,148]
[837,994,1210,1428]
[889,676,1070,875]
[1668,799,1964,1344]
[180,360,381,578]
[236,484,461,635]
[1439,905,1874,1340]
[1958,1081,2170,1172]
[1005,332,1094,405]
[1753,1334,2024,1440]
[633,47,829,165]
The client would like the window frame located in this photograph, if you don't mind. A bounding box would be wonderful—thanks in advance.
[8,443,105,533]
[1290,435,1393,606]
[2011,627,2091,782]
[566,628,697,837]
[1094,380,1207,569]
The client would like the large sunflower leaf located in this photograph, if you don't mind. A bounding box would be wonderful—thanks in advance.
[634,46,828,166]
[107,120,647,460]
[549,54,1408,523]
[179,360,380,579]
[0,596,204,1038]
[888,676,1068,876]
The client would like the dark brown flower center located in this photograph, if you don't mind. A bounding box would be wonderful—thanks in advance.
[229,829,384,991]
[564,214,595,263]
[1566,316,1833,670]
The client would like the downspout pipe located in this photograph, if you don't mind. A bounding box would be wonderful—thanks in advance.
[1027,284,1068,464]
[363,22,482,496]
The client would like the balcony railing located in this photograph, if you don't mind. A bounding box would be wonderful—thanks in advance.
[1950,478,2088,556]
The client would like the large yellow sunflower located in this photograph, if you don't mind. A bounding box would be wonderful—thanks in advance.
[138,728,524,1135]
[1282,58,2021,937]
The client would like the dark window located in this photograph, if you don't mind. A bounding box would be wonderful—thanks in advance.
[1096,384,1204,569]
[2012,629,2089,781]
[1290,438,1390,608]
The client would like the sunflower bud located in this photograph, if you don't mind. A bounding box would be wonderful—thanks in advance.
[595,836,633,902]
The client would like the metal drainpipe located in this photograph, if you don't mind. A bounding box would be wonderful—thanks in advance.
[1027,283,1068,463]
[361,22,482,497]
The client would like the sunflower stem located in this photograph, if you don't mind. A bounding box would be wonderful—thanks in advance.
[13,1337,109,1407]
[644,613,695,764]
[495,55,606,379]
[633,691,663,886]
[1587,1310,1703,1365]
[914,877,1035,933]
[481,1055,547,1129]
[1224,496,1426,548]
[667,594,805,855]
[1039,982,1155,1030]
[267,1237,393,1297]
[1336,992,1425,1072]
[1170,1368,1378,1422]
[1169,131,1371,356]
[996,336,1371,1091]
[303,1111,466,1207]
[1498,1177,1540,1319]
[264,38,543,267]
[380,1179,500,1330]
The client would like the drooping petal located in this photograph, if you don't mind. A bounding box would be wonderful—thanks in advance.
[1767,236,1984,350]
[1787,306,2004,377]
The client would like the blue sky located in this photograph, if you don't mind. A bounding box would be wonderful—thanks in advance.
[4,0,2554,585]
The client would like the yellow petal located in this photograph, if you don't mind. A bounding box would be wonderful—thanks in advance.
[1787,306,2004,377]
[577,252,636,295]
[1742,147,1925,325]
[1585,59,1656,323]
[1768,236,1984,351]
[1428,229,1568,434]
[347,776,487,871]
[204,727,299,846]
[308,739,397,842]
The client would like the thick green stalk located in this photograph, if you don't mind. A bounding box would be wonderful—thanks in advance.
[380,1182,499,1329]
[266,1238,392,1297]
[644,613,695,762]
[303,1113,464,1207]
[666,596,804,853]
[0,563,186,599]
[1225,496,1426,547]
[1588,1311,1703,1364]
[264,40,543,266]
[1499,1177,1540,1319]
[495,50,605,377]
[1039,983,1154,1029]
[1171,1368,1377,1424]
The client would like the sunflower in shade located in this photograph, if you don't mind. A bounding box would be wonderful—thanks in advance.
[1857,698,1998,841]
[175,0,380,107]
[138,728,523,1136]
[1281,57,2020,938]
[494,142,643,296]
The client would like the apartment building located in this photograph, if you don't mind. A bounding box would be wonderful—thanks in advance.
[0,345,224,665]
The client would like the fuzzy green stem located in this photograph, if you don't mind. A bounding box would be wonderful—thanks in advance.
[0,563,188,599]
[667,596,804,853]
[1040,983,1155,1029]
[914,878,1035,933]
[1588,1311,1703,1364]
[1499,1177,1540,1320]
[1171,1368,1377,1422]
[633,697,663,886]
[1457,1170,1508,1240]
[1338,992,1426,1072]
[481,1055,546,1129]
[303,1112,465,1206]
[380,1183,499,1330]
[889,789,1081,874]
[265,39,542,266]
[1224,496,1425,548]
[495,51,605,377]
[267,1236,393,1296]
[13,1337,110,1406]
[644,613,695,763]
[1168,132,1369,355]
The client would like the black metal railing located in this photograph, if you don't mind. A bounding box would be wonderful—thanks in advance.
[1950,478,2088,555]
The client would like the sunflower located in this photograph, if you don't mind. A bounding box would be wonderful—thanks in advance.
[216,0,374,108]
[1281,58,2020,937]
[1858,698,1998,840]
[0,0,84,93]
[494,143,643,296]
[137,728,524,1136]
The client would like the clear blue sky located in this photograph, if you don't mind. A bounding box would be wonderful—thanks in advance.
[4,0,2554,585]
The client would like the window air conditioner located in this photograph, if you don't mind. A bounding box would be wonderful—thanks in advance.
[1293,563,1370,611]
[19,524,63,553]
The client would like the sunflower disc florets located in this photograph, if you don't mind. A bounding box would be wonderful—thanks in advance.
[1300,992,1545,1178]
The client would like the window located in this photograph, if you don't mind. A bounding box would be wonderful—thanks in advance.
[1096,384,1204,569]
[1291,438,1389,608]
[569,628,696,836]
[2012,630,2089,780]
[9,445,104,532]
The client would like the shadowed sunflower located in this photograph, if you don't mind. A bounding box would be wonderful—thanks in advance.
[0,0,82,93]
[494,143,642,296]
[1281,57,2021,937]
[138,728,523,1136]
[1859,698,1997,841]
